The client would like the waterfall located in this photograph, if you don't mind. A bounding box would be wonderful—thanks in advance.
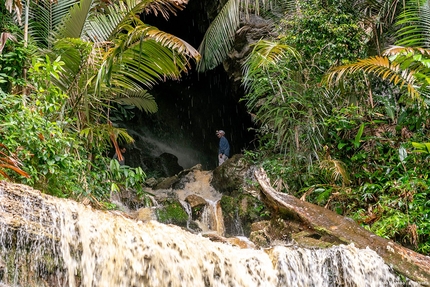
[233,209,245,236]
[166,169,226,235]
[198,200,225,235]
[0,183,416,287]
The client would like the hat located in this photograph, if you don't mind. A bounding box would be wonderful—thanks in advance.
[216,130,225,135]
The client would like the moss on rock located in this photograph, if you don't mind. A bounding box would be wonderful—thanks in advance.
[155,200,189,227]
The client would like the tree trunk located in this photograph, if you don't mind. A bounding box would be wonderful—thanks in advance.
[255,168,430,285]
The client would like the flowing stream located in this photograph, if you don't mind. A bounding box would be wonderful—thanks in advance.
[0,181,416,287]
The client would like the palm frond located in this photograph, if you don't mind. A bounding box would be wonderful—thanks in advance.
[319,158,351,186]
[84,2,129,43]
[5,0,23,24]
[103,41,180,87]
[395,0,430,48]
[78,0,187,43]
[323,56,420,100]
[0,32,17,53]
[111,88,158,114]
[99,28,199,91]
[50,38,99,95]
[141,27,200,60]
[28,0,80,48]
[53,0,96,40]
[79,123,134,148]
[383,45,430,56]
[197,0,240,72]
[242,39,300,91]
[136,0,188,19]
[243,39,300,71]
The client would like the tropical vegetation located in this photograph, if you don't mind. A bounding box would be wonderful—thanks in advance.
[0,0,199,204]
[232,0,430,255]
[1,0,430,258]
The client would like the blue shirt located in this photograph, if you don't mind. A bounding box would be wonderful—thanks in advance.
[219,136,230,157]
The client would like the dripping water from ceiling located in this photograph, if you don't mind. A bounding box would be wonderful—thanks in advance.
[120,0,256,170]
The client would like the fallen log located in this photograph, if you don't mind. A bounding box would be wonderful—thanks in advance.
[255,168,430,285]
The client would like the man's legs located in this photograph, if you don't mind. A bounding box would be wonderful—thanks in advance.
[219,154,228,166]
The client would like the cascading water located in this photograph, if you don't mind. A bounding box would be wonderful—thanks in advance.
[0,181,418,287]
[166,169,225,235]
[199,200,225,235]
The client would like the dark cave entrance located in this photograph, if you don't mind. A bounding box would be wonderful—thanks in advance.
[121,0,256,171]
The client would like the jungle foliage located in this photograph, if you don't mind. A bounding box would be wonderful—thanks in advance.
[1,0,430,257]
[0,56,147,204]
[0,0,198,206]
[240,0,430,255]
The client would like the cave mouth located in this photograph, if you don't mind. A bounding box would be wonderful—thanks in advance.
[123,66,256,171]
[117,1,256,171]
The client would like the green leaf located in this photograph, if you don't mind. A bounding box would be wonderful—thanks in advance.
[352,123,365,148]
[338,142,348,149]
[411,142,430,154]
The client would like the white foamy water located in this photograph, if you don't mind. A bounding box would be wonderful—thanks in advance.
[154,169,225,235]
[174,170,222,202]
[0,183,414,287]
[57,199,277,287]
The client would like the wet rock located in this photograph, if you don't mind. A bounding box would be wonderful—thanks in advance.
[203,233,256,249]
[292,231,335,249]
[185,194,207,220]
[153,164,204,190]
[249,221,271,245]
[158,152,183,177]
[154,199,189,227]
[224,14,276,88]
[220,193,270,237]
[171,164,203,189]
[129,207,155,222]
[144,177,158,187]
[151,189,179,202]
[184,194,207,208]
[126,149,184,179]
[153,175,180,190]
[211,154,260,197]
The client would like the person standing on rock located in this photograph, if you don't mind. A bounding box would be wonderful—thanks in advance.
[216,130,230,166]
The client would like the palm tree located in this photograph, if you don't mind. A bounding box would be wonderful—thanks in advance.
[241,39,332,168]
[9,0,200,148]
[395,0,430,48]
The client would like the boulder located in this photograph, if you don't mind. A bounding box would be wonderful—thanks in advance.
[211,154,260,197]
